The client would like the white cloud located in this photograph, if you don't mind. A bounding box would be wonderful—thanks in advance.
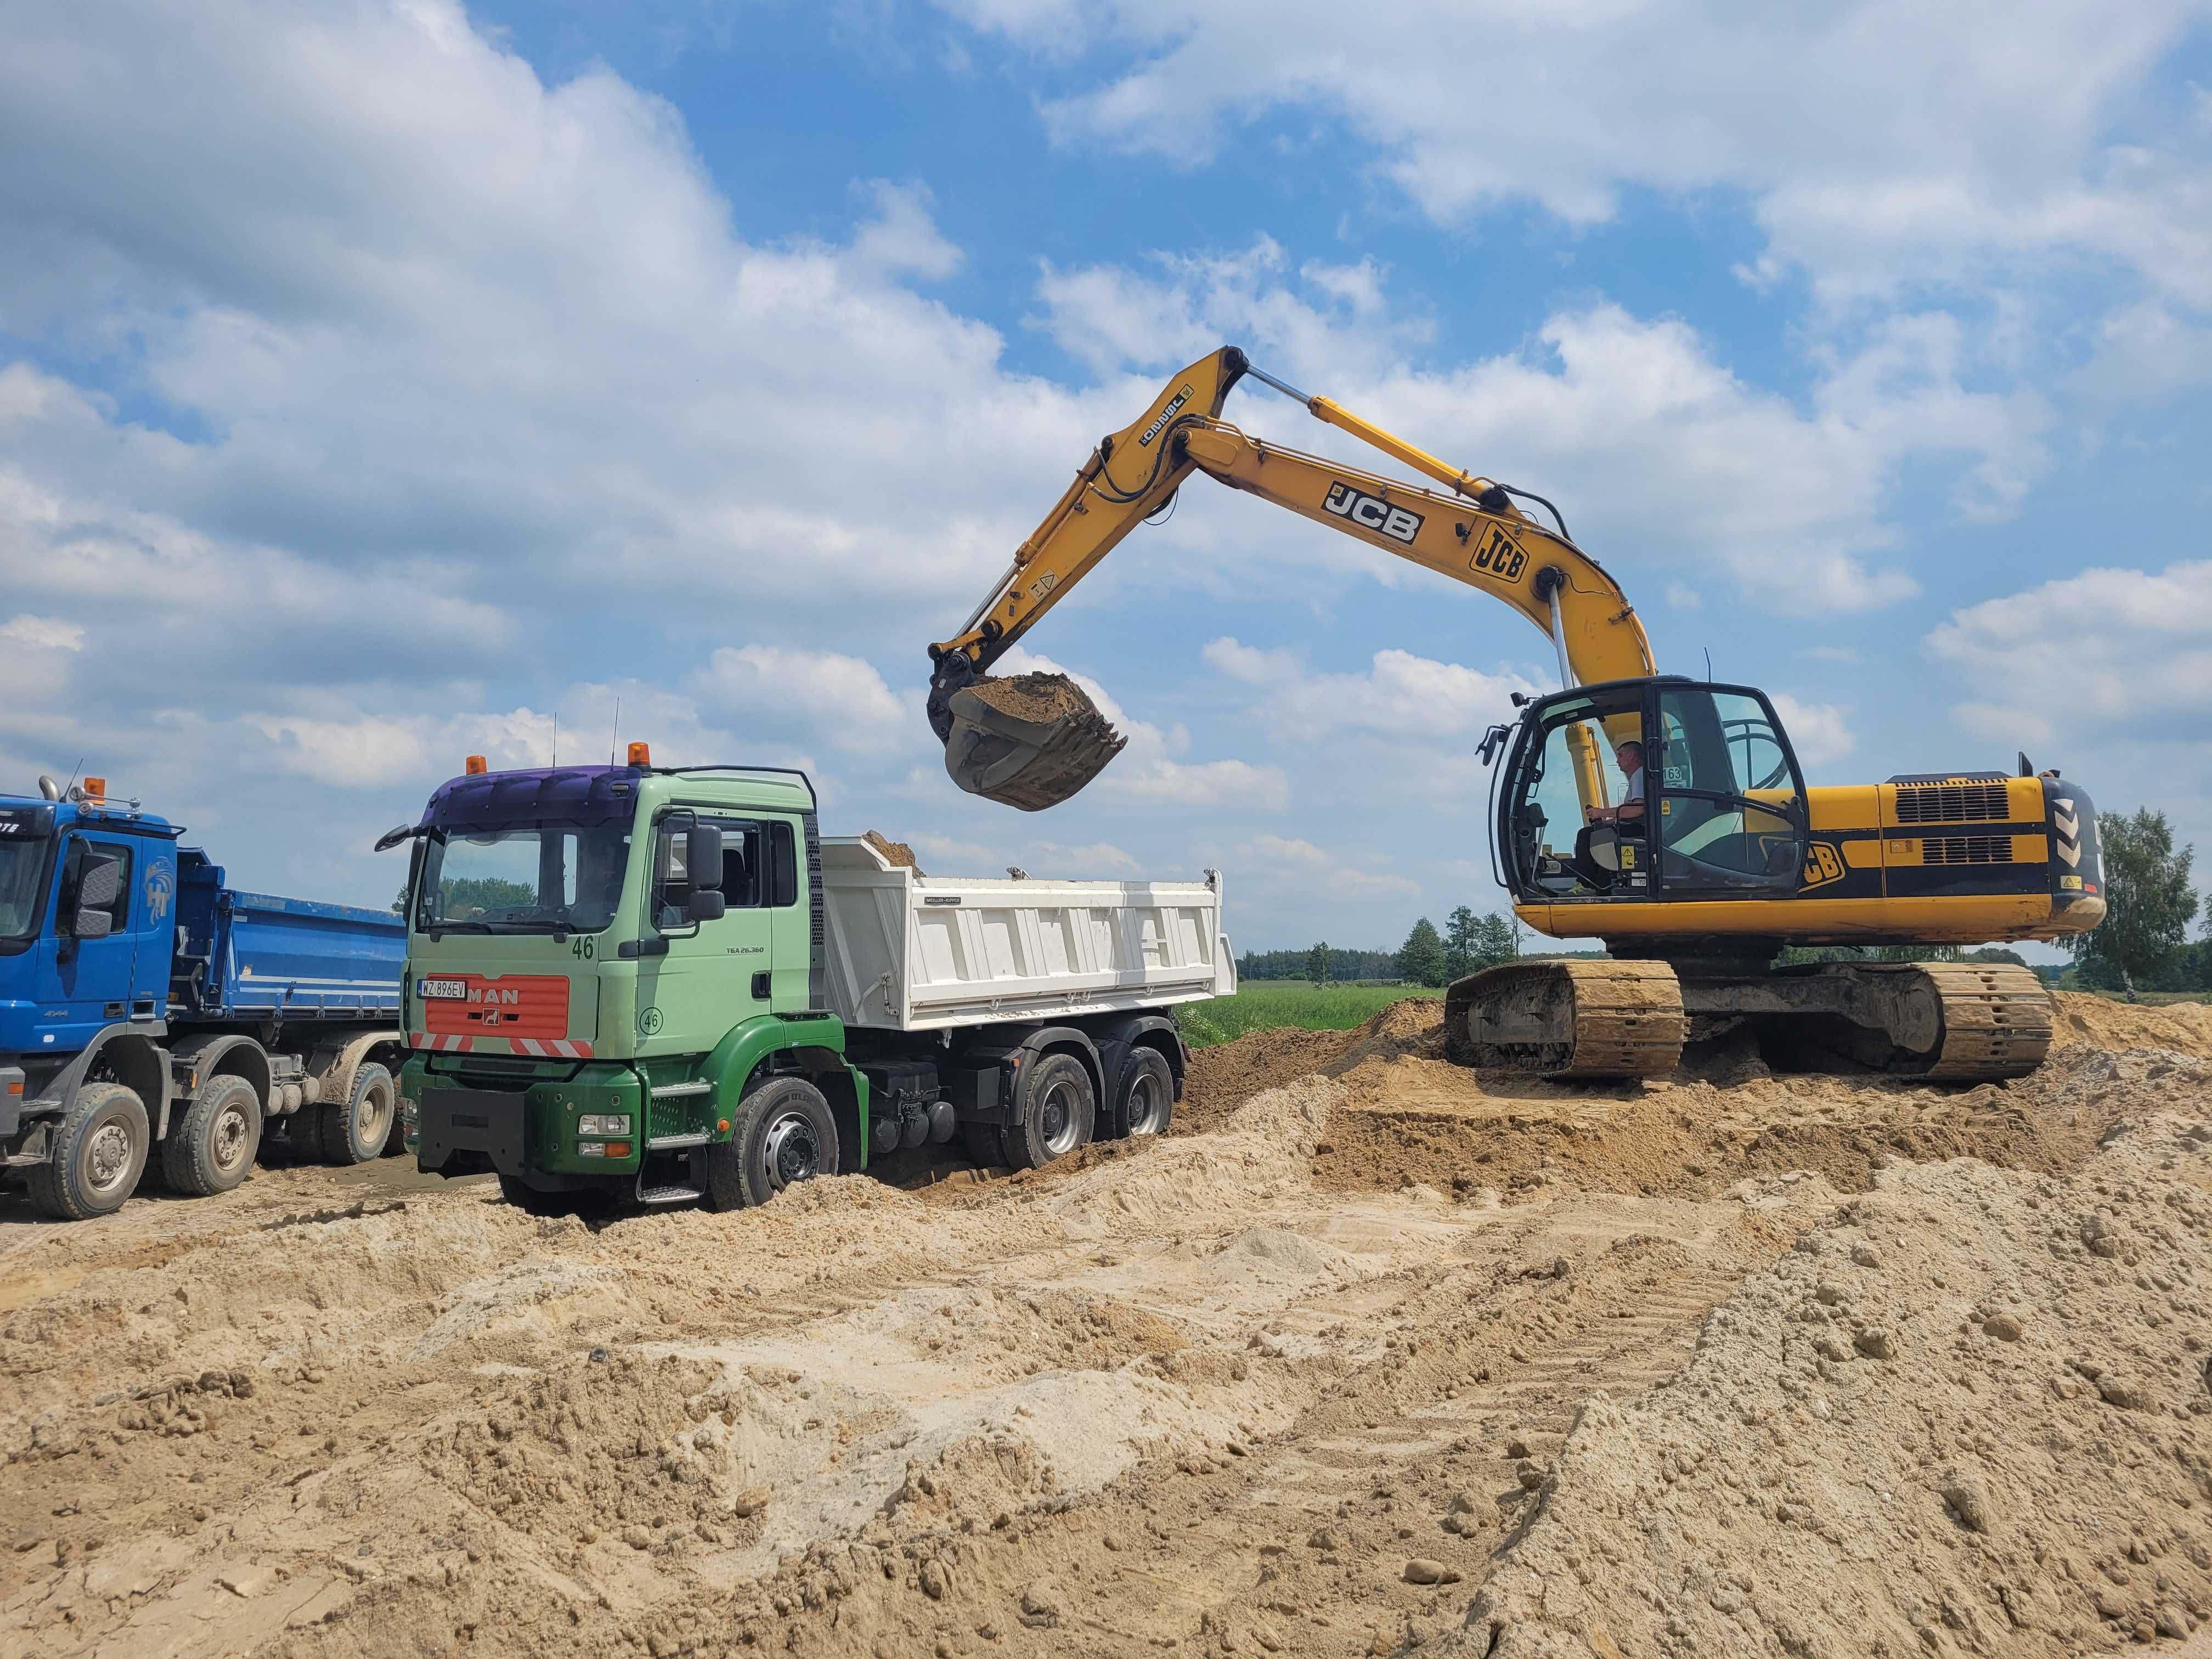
[1769,693,1857,770]
[942,0,2211,307]
[1925,560,2212,727]
[1233,833,1420,899]
[1663,583,1701,612]
[0,613,84,651]
[693,645,911,754]
[1204,637,1541,742]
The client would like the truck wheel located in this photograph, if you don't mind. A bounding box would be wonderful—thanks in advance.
[28,1082,150,1221]
[1114,1048,1175,1139]
[1003,1052,1094,1171]
[961,1121,1009,1170]
[314,1063,396,1166]
[160,1076,263,1197]
[701,1076,840,1210]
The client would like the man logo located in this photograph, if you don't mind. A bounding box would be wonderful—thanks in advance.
[1322,481,1423,545]
[1802,842,1846,889]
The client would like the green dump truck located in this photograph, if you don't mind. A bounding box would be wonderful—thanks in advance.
[385,754,1233,1210]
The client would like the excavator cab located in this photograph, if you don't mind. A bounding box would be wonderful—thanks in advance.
[1492,677,1808,906]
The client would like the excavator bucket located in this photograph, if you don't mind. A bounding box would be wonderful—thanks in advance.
[940,673,1127,812]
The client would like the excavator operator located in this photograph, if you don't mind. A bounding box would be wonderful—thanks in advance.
[1588,741,1646,826]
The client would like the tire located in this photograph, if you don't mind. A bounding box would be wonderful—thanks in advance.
[699,1076,840,1211]
[28,1082,150,1221]
[160,1075,263,1197]
[961,1121,1008,1170]
[1002,1052,1094,1171]
[1114,1048,1175,1139]
[314,1063,396,1166]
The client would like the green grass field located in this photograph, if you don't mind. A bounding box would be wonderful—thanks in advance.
[1177,980,1441,1048]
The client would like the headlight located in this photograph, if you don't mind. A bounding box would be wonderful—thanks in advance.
[577,1139,631,1159]
[578,1114,631,1137]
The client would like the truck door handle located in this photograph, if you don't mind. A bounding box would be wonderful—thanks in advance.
[751,972,770,1000]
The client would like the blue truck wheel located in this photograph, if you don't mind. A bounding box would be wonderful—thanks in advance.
[28,1082,150,1221]
[160,1076,262,1196]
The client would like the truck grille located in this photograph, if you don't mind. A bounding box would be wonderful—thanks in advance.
[1922,836,2014,866]
[1894,783,2011,824]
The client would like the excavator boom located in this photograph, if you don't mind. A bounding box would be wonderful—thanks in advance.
[928,348,1652,809]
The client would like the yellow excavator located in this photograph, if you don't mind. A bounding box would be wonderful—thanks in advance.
[923,348,2104,1081]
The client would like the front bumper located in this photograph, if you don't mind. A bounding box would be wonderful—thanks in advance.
[403,1057,644,1178]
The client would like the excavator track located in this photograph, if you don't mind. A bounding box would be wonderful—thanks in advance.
[1876,961,2054,1080]
[1443,959,1685,1080]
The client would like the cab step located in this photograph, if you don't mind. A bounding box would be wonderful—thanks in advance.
[636,1183,704,1206]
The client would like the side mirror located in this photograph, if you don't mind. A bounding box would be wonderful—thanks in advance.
[687,889,726,923]
[73,855,122,937]
[687,825,724,891]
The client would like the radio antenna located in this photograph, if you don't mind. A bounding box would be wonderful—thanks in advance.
[608,697,621,766]
[551,706,560,768]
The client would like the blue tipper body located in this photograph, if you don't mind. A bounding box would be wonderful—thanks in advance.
[171,848,404,1021]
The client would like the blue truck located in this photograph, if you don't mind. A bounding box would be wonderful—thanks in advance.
[0,775,408,1220]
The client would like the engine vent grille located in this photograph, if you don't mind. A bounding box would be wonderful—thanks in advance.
[1895,783,2011,823]
[1923,835,2015,866]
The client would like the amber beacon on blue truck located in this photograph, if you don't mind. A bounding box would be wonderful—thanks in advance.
[0,775,408,1220]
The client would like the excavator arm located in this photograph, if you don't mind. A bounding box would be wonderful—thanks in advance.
[927,347,1657,810]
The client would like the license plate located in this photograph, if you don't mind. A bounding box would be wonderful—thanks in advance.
[416,978,469,1001]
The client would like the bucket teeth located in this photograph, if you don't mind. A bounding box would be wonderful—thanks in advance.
[941,685,1127,812]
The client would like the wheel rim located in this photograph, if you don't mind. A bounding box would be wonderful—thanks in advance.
[1126,1072,1165,1136]
[760,1110,820,1190]
[212,1099,253,1175]
[83,1120,134,1197]
[1039,1079,1082,1156]
[354,1080,394,1152]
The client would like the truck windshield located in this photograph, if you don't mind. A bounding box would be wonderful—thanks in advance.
[417,826,630,934]
[0,837,49,940]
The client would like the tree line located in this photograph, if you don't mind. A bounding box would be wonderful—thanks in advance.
[1239,907,1523,988]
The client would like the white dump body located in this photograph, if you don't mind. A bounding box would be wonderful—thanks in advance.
[821,837,1235,1032]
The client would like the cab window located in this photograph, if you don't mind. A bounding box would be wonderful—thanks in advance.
[1654,687,1803,889]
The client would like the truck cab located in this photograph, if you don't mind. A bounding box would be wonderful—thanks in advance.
[396,756,861,1212]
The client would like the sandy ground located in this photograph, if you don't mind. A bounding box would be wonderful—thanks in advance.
[2,994,2209,1658]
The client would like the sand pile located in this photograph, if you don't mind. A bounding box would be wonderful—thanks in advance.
[859,831,917,870]
[1457,1113,2212,1657]
[3,995,2209,1658]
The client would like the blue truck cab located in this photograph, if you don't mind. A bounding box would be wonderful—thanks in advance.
[0,777,408,1220]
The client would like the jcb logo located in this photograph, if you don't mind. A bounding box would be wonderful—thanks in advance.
[1323,481,1423,545]
[1468,524,1528,583]
[1803,842,1846,889]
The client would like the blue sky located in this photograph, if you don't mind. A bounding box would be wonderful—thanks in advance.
[2,0,2208,954]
